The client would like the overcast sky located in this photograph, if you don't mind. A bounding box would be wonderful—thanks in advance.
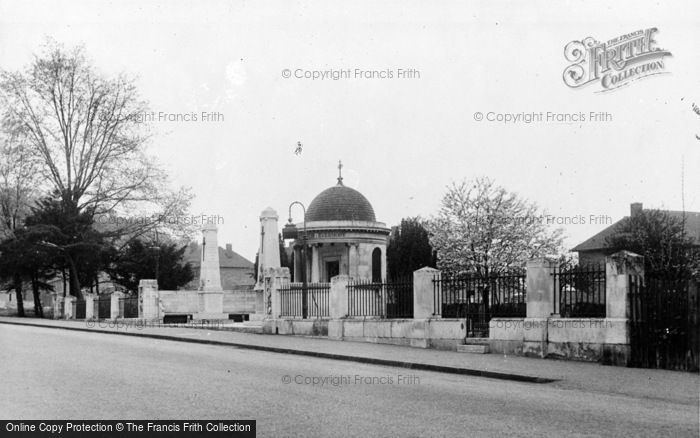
[1,0,699,261]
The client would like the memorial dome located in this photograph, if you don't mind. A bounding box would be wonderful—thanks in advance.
[306,181,376,222]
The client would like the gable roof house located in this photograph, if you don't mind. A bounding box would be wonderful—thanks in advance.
[183,242,255,291]
[572,202,700,265]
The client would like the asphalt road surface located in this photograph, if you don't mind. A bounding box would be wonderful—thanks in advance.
[1,324,697,437]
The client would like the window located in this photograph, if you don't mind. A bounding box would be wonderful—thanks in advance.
[372,248,381,283]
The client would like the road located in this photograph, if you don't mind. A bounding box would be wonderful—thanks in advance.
[0,324,697,437]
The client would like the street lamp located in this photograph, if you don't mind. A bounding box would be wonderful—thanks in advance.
[284,201,307,318]
[149,231,161,284]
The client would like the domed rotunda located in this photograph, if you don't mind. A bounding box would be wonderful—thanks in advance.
[288,164,390,283]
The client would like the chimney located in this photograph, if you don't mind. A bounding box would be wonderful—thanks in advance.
[226,243,232,255]
[630,202,643,217]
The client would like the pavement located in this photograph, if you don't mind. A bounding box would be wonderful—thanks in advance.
[0,316,698,406]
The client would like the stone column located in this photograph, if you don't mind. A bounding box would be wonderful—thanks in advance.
[64,296,76,319]
[293,246,302,282]
[255,207,281,290]
[139,279,160,320]
[414,267,440,319]
[606,250,643,319]
[269,267,289,319]
[261,267,290,334]
[200,223,223,291]
[53,295,64,319]
[111,292,124,320]
[523,258,556,357]
[348,244,359,278]
[329,275,352,340]
[603,251,643,365]
[84,294,96,320]
[311,244,320,283]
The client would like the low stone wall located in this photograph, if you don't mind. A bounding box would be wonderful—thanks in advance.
[265,319,329,337]
[159,290,199,314]
[489,317,630,364]
[157,289,259,317]
[223,289,258,314]
[306,318,466,350]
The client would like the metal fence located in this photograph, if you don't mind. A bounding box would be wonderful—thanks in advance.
[121,296,139,318]
[629,274,698,371]
[346,278,414,318]
[97,296,111,319]
[432,271,527,336]
[552,262,606,317]
[279,282,330,318]
[74,299,86,319]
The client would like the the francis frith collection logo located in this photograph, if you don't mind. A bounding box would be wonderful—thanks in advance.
[563,28,672,92]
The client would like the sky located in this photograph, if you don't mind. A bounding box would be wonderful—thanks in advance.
[0,0,699,261]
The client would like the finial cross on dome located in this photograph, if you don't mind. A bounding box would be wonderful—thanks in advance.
[337,160,343,185]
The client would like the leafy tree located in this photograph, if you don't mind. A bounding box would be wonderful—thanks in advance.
[428,177,564,278]
[387,217,435,279]
[106,239,194,291]
[23,195,109,300]
[0,226,56,317]
[606,209,699,278]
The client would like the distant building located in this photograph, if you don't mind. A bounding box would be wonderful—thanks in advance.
[573,202,700,265]
[183,241,255,290]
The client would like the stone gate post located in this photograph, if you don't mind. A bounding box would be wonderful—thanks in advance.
[84,293,96,320]
[64,296,76,320]
[414,267,440,319]
[328,275,352,340]
[523,258,556,357]
[604,250,643,365]
[139,279,160,320]
[53,295,64,319]
[111,291,124,320]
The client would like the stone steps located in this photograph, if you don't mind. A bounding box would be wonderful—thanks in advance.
[457,337,490,354]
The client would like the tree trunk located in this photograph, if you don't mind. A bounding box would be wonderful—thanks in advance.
[13,273,25,317]
[66,255,82,300]
[62,268,67,297]
[31,273,44,318]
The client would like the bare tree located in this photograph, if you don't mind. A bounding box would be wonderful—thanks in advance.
[0,42,159,213]
[0,41,194,296]
[0,133,39,239]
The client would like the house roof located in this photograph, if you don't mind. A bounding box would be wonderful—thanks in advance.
[573,207,700,252]
[184,242,254,269]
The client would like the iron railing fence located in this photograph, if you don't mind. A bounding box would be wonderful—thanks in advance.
[432,271,527,337]
[279,282,330,318]
[347,278,414,318]
[552,262,606,317]
[629,273,697,371]
[74,299,86,319]
[121,296,139,318]
[97,296,111,319]
[432,271,527,317]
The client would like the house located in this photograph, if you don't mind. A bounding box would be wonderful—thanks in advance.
[573,202,700,265]
[183,241,255,290]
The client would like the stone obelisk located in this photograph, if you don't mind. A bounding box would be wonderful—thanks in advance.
[253,207,282,319]
[255,207,282,290]
[195,222,226,320]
